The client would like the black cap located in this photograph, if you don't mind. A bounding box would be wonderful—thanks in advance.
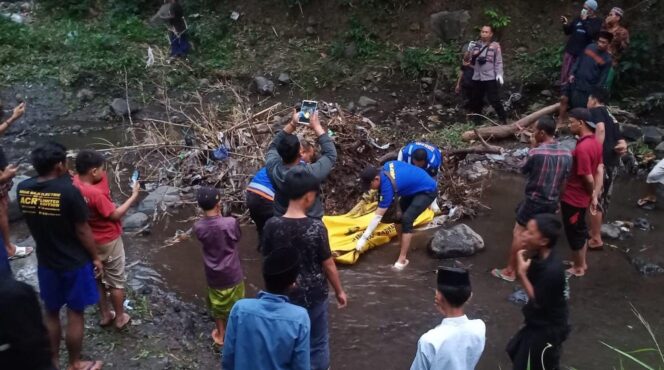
[568,108,596,129]
[197,186,221,210]
[263,247,300,277]
[437,267,471,289]
[359,166,380,191]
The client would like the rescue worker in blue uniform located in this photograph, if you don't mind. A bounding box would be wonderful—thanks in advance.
[357,161,438,270]
[397,141,443,177]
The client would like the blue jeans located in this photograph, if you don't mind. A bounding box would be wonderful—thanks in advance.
[307,298,330,370]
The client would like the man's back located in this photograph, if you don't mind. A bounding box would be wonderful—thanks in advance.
[17,175,90,270]
[223,292,311,370]
[522,142,572,204]
[411,316,486,370]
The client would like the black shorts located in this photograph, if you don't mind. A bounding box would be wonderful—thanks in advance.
[399,191,437,233]
[560,201,588,251]
[515,199,558,227]
[246,191,274,239]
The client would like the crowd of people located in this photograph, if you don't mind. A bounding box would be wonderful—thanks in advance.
[1,2,663,370]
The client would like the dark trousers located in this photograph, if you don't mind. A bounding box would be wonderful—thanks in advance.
[246,191,273,248]
[507,325,569,370]
[469,80,507,122]
[399,191,437,233]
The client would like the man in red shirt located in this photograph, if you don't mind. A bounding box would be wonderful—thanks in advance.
[74,150,140,329]
[560,108,603,277]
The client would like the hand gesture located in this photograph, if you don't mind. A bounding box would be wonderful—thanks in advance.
[614,140,627,155]
[336,290,348,309]
[131,180,141,197]
[11,102,26,120]
[516,249,532,276]
[93,259,104,279]
[3,164,18,180]
[309,111,325,136]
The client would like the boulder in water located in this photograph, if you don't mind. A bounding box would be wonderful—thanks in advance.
[137,186,181,214]
[427,224,485,258]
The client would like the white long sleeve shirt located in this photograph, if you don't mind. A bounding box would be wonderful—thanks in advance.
[410,315,486,370]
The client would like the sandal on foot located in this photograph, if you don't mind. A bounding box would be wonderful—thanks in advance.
[637,198,656,209]
[392,259,409,271]
[8,245,33,260]
[491,268,516,282]
[98,311,116,328]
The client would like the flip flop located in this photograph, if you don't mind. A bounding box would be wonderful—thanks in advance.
[8,245,33,260]
[98,311,116,328]
[491,268,516,282]
[637,198,656,209]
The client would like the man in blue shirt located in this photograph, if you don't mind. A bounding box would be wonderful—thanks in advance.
[356,161,438,270]
[397,141,443,177]
[223,247,311,370]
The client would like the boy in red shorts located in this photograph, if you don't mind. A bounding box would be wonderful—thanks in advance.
[74,150,141,329]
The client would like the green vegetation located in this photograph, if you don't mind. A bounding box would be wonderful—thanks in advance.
[330,17,381,60]
[423,123,474,148]
[399,44,459,78]
[601,305,664,369]
[484,8,512,30]
[512,45,563,84]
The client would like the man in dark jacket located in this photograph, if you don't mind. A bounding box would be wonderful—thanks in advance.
[560,31,613,121]
[560,0,603,88]
[265,108,337,219]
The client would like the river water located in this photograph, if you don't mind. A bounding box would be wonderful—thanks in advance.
[6,128,664,369]
[139,172,664,369]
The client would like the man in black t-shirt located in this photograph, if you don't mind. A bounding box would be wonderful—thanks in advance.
[507,214,570,370]
[261,168,347,370]
[0,277,55,370]
[586,86,627,249]
[17,142,103,370]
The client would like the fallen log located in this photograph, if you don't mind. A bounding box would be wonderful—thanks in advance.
[462,103,560,142]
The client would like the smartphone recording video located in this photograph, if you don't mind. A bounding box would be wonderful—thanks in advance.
[298,100,317,125]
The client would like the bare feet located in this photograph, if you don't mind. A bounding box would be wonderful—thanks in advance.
[114,312,131,330]
[211,328,224,346]
[67,360,103,370]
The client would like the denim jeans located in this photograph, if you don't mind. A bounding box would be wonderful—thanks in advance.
[307,298,330,370]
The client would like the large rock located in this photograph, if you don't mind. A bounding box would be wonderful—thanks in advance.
[457,161,489,181]
[429,10,471,41]
[123,212,149,230]
[253,76,275,96]
[358,96,377,107]
[110,98,139,117]
[643,126,663,145]
[76,88,94,102]
[8,175,30,222]
[277,73,291,85]
[655,142,664,159]
[427,224,485,258]
[621,123,643,142]
[137,186,181,214]
[601,223,621,239]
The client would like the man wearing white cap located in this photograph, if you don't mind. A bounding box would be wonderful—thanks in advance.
[410,267,486,370]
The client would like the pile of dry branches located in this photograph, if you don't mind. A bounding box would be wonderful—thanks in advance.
[108,84,390,217]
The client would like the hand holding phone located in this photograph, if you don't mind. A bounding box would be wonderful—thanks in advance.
[560,16,568,24]
[298,100,317,125]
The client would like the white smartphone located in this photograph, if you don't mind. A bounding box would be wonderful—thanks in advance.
[298,100,317,125]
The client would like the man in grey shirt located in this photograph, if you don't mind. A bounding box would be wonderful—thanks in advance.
[265,109,337,219]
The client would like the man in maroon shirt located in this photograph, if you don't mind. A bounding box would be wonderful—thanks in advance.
[560,108,603,277]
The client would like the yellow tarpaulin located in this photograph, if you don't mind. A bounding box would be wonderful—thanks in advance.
[324,195,434,264]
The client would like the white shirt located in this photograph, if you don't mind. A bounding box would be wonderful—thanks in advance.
[410,315,486,370]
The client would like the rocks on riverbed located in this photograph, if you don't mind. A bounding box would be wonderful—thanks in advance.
[110,98,140,117]
[429,10,470,41]
[253,76,275,96]
[8,175,30,222]
[642,126,663,145]
[358,96,377,107]
[123,212,149,230]
[457,161,489,181]
[621,123,643,142]
[427,224,485,258]
[137,186,182,214]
